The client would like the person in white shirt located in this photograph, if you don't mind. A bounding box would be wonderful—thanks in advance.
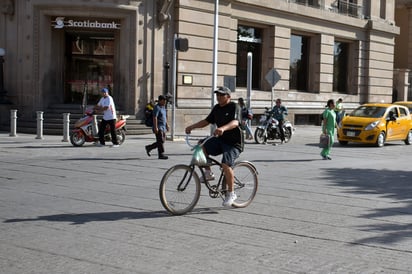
[94,88,119,147]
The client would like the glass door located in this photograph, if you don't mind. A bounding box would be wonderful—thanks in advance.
[64,32,114,104]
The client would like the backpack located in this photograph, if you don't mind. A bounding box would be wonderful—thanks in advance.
[145,107,153,127]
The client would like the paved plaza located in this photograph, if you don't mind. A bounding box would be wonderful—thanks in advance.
[1,126,412,273]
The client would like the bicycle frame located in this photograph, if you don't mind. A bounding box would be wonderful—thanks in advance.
[178,156,227,197]
[197,157,228,197]
[184,135,255,196]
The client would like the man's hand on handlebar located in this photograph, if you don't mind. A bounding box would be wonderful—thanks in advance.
[213,128,224,136]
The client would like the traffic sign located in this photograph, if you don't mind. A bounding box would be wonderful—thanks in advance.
[265,68,281,87]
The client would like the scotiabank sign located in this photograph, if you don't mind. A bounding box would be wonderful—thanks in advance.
[52,17,120,29]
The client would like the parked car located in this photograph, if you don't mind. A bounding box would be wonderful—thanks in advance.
[393,101,412,115]
[337,103,412,147]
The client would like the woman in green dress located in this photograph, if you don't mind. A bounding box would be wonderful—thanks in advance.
[321,99,336,160]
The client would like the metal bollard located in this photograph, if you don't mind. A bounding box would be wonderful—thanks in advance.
[62,113,70,142]
[35,111,44,139]
[92,114,98,137]
[9,109,17,137]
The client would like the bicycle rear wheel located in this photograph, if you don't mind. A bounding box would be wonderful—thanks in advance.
[159,164,201,215]
[231,161,258,208]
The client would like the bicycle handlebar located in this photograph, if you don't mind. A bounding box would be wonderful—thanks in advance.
[185,134,214,149]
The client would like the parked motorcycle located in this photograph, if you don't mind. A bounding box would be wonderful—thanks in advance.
[254,107,294,144]
[70,108,128,147]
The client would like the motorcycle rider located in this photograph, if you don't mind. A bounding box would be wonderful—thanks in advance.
[94,87,119,148]
[271,98,288,144]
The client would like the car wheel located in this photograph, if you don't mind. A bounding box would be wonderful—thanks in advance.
[338,140,348,146]
[376,132,385,147]
[404,130,412,145]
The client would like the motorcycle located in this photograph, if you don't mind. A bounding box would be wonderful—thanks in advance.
[254,107,294,144]
[70,108,128,147]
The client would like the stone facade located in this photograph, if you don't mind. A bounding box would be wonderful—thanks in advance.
[0,0,407,133]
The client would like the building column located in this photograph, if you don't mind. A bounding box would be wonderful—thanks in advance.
[273,25,290,93]
[318,34,334,94]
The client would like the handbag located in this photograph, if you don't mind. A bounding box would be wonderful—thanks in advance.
[319,134,330,148]
[190,144,207,166]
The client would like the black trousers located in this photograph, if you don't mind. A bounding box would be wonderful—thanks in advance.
[99,119,118,145]
[278,120,285,141]
[147,130,166,155]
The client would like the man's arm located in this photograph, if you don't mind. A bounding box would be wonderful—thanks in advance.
[94,105,108,111]
[94,98,109,113]
[185,119,209,134]
[214,119,239,136]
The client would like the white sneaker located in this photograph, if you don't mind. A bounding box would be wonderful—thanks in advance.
[205,171,215,181]
[111,144,120,148]
[201,171,215,183]
[222,192,237,207]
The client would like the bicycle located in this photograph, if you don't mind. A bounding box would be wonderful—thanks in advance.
[159,135,258,215]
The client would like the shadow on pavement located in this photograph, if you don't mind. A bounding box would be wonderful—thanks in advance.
[324,167,412,245]
[305,142,404,148]
[4,208,222,225]
[252,159,318,163]
[4,211,171,225]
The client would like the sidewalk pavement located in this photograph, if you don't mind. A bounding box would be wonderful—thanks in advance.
[1,126,412,273]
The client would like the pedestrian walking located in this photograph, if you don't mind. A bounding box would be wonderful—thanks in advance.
[145,95,169,159]
[238,97,253,140]
[335,98,344,125]
[94,87,119,147]
[321,99,336,160]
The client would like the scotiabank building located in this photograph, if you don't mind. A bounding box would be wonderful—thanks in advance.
[0,1,171,126]
[0,0,406,133]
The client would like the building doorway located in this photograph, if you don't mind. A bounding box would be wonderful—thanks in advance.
[64,31,115,104]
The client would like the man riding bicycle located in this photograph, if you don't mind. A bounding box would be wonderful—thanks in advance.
[185,86,243,207]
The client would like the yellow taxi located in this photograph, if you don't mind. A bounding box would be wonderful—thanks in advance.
[337,103,412,147]
[393,101,412,115]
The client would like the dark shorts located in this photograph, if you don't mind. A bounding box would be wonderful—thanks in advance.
[203,137,241,167]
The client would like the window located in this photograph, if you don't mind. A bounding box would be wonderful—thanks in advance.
[333,41,349,93]
[338,0,359,17]
[380,0,386,19]
[294,0,321,8]
[290,34,309,91]
[399,107,407,117]
[236,25,262,89]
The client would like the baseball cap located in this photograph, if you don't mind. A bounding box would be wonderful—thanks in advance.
[158,95,167,101]
[101,88,109,93]
[214,86,231,95]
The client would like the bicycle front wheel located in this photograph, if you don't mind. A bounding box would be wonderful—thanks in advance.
[231,161,258,208]
[159,165,201,215]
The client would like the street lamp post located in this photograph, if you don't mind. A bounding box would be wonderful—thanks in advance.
[0,48,11,104]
